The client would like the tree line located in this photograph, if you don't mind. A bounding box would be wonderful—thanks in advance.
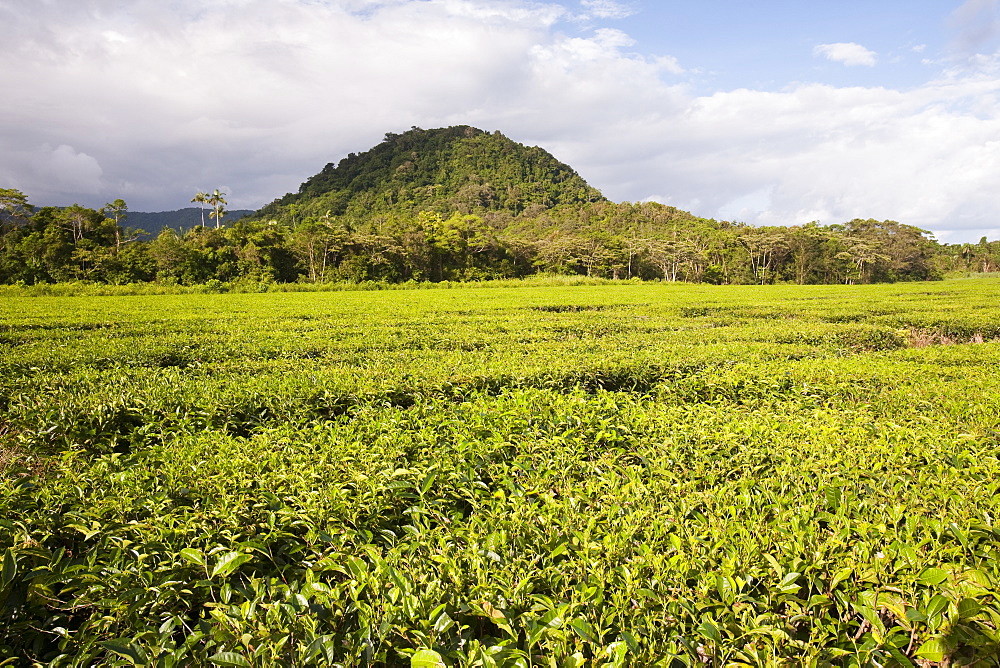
[3,187,998,287]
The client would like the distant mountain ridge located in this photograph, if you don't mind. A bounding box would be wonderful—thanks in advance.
[248,125,604,225]
[124,208,254,236]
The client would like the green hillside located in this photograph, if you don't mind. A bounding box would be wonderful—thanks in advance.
[250,126,605,225]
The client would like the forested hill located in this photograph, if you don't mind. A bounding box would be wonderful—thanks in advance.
[3,126,999,286]
[249,126,605,225]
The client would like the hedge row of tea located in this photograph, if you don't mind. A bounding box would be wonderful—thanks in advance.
[2,279,1000,666]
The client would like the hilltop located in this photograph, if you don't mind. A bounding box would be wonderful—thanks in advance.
[248,126,605,226]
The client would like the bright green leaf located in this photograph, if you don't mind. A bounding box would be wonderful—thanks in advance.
[209,651,251,667]
[915,638,947,662]
[697,620,723,644]
[570,618,599,644]
[917,568,948,586]
[957,597,981,619]
[829,567,853,590]
[411,649,446,668]
[180,548,205,567]
[211,552,252,579]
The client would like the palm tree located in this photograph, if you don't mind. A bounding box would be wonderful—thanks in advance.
[191,191,208,227]
[207,189,227,229]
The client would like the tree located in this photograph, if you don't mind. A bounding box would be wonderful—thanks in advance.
[976,237,1000,273]
[101,198,136,249]
[648,238,699,282]
[842,218,938,282]
[0,188,31,223]
[623,234,647,279]
[147,228,214,283]
[191,191,209,227]
[207,189,227,229]
[737,229,789,284]
[0,188,33,269]
[834,236,891,284]
[288,216,347,282]
[786,222,833,284]
[579,232,618,278]
[532,236,587,275]
[99,242,156,284]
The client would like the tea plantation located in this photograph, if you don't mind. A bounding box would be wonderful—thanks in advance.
[2,279,1000,666]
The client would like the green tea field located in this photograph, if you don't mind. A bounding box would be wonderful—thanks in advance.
[2,278,1000,666]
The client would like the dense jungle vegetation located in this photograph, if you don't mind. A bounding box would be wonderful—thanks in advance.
[1,126,997,288]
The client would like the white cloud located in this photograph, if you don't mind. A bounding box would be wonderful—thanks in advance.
[579,1,635,20]
[717,186,775,222]
[1,0,1000,242]
[813,42,878,67]
[542,70,1000,242]
[41,145,104,193]
[950,0,1000,59]
[531,28,635,65]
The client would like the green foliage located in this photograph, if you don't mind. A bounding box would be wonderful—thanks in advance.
[2,278,1000,664]
[234,128,949,286]
[0,127,986,287]
[252,126,604,224]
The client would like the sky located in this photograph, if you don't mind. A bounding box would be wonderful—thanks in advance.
[3,0,1000,243]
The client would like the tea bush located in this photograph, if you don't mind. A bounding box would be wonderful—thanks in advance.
[2,279,1000,665]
